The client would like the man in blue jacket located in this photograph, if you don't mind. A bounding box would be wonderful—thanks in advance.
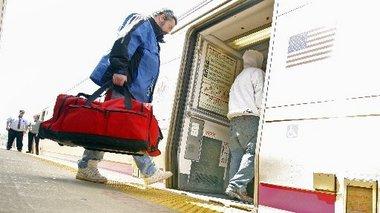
[76,9,177,185]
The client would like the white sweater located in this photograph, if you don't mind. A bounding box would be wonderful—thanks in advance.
[227,67,264,119]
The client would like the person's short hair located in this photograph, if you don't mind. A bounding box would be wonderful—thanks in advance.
[19,110,25,114]
[152,8,177,25]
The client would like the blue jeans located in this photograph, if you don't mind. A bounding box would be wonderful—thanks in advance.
[77,89,157,177]
[78,150,157,177]
[227,115,260,191]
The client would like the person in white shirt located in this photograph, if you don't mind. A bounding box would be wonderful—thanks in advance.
[27,114,41,155]
[225,50,264,203]
[6,110,29,152]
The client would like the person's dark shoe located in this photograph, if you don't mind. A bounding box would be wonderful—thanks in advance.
[225,186,253,204]
[17,149,22,152]
[6,148,11,150]
[26,151,31,153]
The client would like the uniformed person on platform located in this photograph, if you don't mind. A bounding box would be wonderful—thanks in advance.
[6,110,29,152]
[27,114,41,155]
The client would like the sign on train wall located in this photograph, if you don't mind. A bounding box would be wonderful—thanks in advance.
[198,44,237,117]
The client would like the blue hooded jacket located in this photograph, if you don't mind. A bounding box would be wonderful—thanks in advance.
[100,13,163,103]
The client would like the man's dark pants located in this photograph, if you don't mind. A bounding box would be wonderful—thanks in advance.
[28,132,40,154]
[7,129,23,151]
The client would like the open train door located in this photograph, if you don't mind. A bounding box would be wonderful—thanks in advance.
[165,0,274,199]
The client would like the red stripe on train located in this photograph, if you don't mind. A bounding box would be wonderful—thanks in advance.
[259,183,336,212]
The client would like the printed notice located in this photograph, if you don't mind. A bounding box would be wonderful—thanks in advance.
[219,141,229,167]
[198,44,237,116]
[190,122,200,137]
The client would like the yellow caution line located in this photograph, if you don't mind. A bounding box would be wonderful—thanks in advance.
[108,180,224,212]
[31,155,248,212]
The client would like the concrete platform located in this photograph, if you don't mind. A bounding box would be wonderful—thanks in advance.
[1,146,257,212]
[0,148,172,213]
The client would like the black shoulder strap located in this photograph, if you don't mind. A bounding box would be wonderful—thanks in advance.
[85,80,132,110]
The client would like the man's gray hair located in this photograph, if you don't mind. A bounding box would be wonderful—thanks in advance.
[152,9,177,25]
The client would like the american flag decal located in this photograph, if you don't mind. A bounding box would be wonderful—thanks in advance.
[286,27,336,68]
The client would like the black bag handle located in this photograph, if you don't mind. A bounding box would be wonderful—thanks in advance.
[121,82,133,109]
[76,92,91,99]
[85,80,132,110]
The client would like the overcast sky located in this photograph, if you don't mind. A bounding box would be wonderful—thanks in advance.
[0,0,203,135]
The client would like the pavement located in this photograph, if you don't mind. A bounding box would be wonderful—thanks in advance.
[0,144,256,213]
[0,148,172,213]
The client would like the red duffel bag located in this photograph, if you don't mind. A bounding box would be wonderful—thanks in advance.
[38,81,162,156]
